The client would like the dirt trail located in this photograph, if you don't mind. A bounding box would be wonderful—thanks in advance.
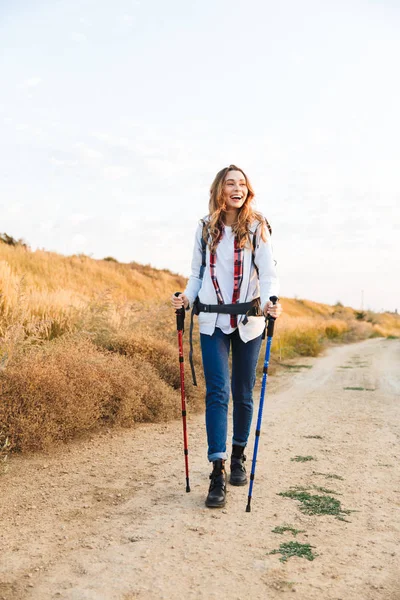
[1,338,399,600]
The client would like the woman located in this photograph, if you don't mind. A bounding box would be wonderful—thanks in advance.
[171,165,282,508]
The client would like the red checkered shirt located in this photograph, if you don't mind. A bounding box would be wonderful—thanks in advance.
[210,225,244,328]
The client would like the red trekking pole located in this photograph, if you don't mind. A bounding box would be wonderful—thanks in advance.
[174,292,190,493]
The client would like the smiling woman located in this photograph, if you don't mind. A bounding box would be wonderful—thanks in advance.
[170,164,282,509]
[223,172,248,212]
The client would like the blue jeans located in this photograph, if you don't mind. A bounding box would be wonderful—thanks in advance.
[200,327,263,462]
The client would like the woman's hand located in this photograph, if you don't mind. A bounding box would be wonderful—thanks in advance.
[171,293,190,310]
[263,300,283,319]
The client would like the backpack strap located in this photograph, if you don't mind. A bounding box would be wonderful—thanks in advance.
[199,219,207,280]
[252,217,272,276]
[189,219,208,386]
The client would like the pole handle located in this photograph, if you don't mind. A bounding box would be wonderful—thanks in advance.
[266,295,279,337]
[175,292,185,332]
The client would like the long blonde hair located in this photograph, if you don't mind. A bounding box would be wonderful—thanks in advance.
[204,164,268,253]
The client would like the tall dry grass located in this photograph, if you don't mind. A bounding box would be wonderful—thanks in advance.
[0,335,205,453]
[1,242,399,454]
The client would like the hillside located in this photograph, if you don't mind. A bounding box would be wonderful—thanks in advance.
[1,241,399,457]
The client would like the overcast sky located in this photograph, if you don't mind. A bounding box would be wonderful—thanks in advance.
[1,0,399,312]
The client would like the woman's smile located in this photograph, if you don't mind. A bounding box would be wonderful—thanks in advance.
[223,170,248,211]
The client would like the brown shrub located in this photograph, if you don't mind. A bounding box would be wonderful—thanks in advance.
[0,335,196,453]
[107,331,201,400]
[274,327,324,359]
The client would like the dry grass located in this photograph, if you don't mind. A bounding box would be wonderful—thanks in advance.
[1,243,399,454]
[0,334,204,453]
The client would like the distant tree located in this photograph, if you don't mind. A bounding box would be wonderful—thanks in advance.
[103,256,118,263]
[0,233,29,249]
[354,310,366,321]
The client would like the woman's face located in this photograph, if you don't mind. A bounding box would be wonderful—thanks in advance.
[222,170,248,211]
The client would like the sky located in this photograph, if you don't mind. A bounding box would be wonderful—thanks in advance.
[1,0,399,312]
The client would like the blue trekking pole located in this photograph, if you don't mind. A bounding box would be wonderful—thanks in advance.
[246,295,278,513]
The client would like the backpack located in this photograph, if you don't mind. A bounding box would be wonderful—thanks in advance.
[199,217,273,280]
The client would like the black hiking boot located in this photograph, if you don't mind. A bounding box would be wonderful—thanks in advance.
[205,460,227,508]
[229,445,247,486]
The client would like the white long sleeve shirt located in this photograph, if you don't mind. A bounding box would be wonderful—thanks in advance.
[184,217,279,342]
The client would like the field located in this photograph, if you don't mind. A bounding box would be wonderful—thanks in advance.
[1,241,399,457]
[1,241,400,599]
[2,337,399,599]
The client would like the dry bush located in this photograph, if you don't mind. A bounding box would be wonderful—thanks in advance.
[0,335,201,453]
[272,310,383,361]
[324,319,349,340]
[107,330,203,400]
[340,319,375,342]
[274,327,324,359]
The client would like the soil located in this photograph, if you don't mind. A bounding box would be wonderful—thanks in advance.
[1,338,399,600]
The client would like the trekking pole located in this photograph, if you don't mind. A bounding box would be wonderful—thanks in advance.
[174,292,191,493]
[246,295,278,513]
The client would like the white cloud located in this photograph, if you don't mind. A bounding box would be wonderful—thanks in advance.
[120,14,134,25]
[71,32,87,42]
[39,221,56,232]
[118,214,136,232]
[104,165,132,180]
[75,143,104,161]
[7,202,24,215]
[21,77,42,89]
[50,157,79,167]
[15,123,46,139]
[68,213,90,225]
[92,132,133,149]
[71,234,87,247]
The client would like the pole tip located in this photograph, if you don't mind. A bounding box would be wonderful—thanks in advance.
[246,503,251,513]
[186,484,191,493]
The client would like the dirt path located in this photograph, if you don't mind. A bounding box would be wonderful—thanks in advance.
[1,338,399,600]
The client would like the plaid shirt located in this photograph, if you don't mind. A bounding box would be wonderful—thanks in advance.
[210,225,244,328]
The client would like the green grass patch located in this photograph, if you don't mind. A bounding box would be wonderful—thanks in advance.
[271,524,305,537]
[338,365,354,369]
[278,489,351,520]
[312,471,344,480]
[343,386,365,391]
[269,541,317,563]
[291,455,316,462]
[303,435,323,439]
[387,335,398,339]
